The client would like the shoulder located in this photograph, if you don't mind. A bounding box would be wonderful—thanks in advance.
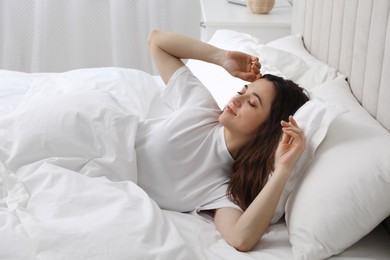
[161,66,219,111]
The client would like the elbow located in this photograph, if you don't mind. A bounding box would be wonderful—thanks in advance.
[147,29,161,47]
[235,243,255,253]
[229,236,257,252]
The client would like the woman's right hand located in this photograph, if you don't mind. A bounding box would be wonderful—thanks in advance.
[221,50,261,82]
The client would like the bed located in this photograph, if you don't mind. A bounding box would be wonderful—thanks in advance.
[1,0,389,259]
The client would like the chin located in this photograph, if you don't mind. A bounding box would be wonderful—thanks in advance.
[218,113,226,125]
[218,112,231,128]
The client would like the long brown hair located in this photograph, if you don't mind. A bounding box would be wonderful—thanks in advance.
[227,74,309,211]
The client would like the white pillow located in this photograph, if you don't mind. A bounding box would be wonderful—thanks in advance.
[285,77,390,260]
[266,34,340,86]
[256,43,340,90]
[271,97,347,224]
[267,34,323,64]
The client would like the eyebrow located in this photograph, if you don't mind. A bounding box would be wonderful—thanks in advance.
[245,84,262,105]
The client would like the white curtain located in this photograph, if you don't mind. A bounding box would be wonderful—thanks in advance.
[0,0,200,74]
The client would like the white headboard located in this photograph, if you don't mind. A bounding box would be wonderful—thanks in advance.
[291,0,390,131]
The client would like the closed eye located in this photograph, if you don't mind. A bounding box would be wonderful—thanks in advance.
[248,101,256,107]
[237,86,258,108]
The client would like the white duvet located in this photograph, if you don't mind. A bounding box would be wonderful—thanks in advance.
[0,68,195,259]
[0,68,297,260]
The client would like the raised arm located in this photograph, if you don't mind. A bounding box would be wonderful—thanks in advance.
[147,30,261,84]
[214,116,305,252]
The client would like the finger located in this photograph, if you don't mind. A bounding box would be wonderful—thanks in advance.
[288,115,299,128]
[251,62,259,69]
[282,130,303,146]
[281,120,291,127]
[280,131,292,144]
[280,120,292,143]
[251,65,260,76]
[282,124,303,135]
[249,73,261,82]
[282,127,305,145]
[281,117,301,135]
[282,128,302,138]
[281,119,303,134]
[251,61,261,71]
[251,56,259,63]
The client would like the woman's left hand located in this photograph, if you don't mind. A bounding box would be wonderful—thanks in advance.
[274,116,305,171]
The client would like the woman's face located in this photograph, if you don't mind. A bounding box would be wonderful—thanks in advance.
[219,78,275,138]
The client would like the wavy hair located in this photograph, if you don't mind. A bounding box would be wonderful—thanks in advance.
[227,74,309,211]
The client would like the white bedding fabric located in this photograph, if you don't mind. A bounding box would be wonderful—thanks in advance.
[0,67,294,260]
[1,67,390,260]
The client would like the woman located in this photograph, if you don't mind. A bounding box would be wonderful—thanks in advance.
[137,30,309,252]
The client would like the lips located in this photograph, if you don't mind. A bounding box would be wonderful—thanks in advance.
[225,105,237,116]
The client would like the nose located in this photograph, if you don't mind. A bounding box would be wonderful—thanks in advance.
[232,95,243,107]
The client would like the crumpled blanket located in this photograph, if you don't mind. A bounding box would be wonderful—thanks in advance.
[0,68,200,260]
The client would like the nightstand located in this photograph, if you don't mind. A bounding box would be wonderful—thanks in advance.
[199,0,292,42]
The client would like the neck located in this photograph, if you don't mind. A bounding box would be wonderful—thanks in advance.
[223,127,250,159]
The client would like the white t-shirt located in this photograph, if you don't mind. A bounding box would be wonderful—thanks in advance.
[135,66,241,213]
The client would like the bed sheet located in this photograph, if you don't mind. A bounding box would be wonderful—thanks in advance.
[1,68,389,260]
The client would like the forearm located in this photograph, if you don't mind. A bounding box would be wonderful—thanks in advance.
[149,30,225,65]
[217,165,292,252]
[239,167,290,244]
[148,29,260,84]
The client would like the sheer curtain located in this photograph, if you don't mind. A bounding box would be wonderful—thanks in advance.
[0,0,200,74]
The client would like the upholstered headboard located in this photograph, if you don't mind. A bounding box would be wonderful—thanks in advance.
[292,0,390,131]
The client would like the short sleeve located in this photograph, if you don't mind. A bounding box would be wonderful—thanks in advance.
[161,66,219,111]
[196,190,243,213]
[192,194,243,223]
